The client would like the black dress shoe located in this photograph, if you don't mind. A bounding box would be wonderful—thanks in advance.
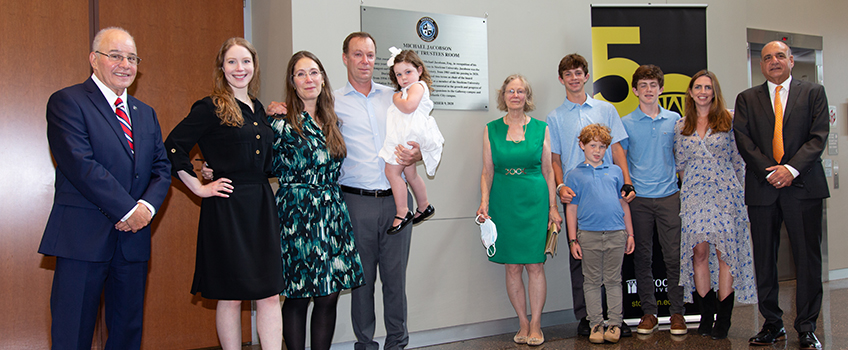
[412,204,435,224]
[799,331,821,350]
[387,212,413,234]
[619,323,632,337]
[749,326,785,345]
[577,317,590,337]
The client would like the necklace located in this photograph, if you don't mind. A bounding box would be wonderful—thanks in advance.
[505,115,528,143]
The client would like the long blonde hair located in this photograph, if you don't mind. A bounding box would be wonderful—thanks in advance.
[282,51,346,158]
[211,37,261,127]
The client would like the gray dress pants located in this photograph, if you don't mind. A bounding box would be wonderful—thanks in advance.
[345,191,412,350]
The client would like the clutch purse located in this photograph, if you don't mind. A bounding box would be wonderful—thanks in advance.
[544,222,558,257]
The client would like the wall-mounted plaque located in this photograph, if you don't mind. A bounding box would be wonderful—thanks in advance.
[362,6,489,110]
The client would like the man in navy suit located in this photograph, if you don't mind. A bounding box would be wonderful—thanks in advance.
[39,27,171,350]
[734,40,829,350]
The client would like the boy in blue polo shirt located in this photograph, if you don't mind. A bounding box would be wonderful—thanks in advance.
[565,123,635,344]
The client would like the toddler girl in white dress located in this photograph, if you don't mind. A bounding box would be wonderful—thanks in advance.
[379,47,444,234]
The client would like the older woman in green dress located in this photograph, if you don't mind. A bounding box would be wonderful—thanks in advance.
[476,74,561,346]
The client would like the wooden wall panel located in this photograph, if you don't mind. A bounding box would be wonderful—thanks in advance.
[96,1,248,349]
[0,0,90,349]
[1,0,249,349]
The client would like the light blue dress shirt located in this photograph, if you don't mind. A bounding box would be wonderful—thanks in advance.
[620,106,680,198]
[547,93,628,178]
[334,81,394,190]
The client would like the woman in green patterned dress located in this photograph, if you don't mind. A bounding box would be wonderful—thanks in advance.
[477,75,562,346]
[271,51,365,350]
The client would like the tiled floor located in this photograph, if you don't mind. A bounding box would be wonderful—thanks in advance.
[413,279,848,350]
[232,278,847,350]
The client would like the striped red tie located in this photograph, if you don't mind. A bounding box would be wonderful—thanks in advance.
[115,98,134,153]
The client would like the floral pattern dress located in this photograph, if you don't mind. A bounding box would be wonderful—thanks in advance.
[270,112,365,298]
[674,119,757,304]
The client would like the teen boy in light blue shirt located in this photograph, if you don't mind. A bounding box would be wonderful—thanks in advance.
[619,65,686,335]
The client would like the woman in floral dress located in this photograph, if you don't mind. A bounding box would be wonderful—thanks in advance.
[675,70,756,340]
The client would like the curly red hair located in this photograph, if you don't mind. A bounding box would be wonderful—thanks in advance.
[577,124,612,146]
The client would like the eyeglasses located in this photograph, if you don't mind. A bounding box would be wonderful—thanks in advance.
[293,69,322,80]
[95,51,141,65]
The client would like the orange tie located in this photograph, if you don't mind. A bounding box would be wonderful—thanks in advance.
[772,86,783,163]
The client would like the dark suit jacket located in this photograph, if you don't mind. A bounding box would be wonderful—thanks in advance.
[733,78,829,206]
[40,77,171,262]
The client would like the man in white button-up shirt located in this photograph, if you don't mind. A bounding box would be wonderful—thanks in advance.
[334,32,421,350]
[40,27,171,350]
[734,40,829,349]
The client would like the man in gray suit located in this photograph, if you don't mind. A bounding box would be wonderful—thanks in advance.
[734,40,829,350]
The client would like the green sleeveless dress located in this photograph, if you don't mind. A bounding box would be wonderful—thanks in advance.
[487,117,548,264]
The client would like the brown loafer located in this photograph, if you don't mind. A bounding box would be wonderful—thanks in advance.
[670,313,688,335]
[637,314,658,334]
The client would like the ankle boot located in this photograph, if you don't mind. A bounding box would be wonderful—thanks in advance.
[693,289,715,336]
[711,291,734,339]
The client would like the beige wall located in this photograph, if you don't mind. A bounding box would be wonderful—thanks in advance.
[252,0,848,346]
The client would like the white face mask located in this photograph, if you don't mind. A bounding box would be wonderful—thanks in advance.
[476,215,497,257]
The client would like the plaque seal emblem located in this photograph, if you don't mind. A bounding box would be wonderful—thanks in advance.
[417,16,438,42]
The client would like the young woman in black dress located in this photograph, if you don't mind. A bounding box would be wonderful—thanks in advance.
[165,37,284,350]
